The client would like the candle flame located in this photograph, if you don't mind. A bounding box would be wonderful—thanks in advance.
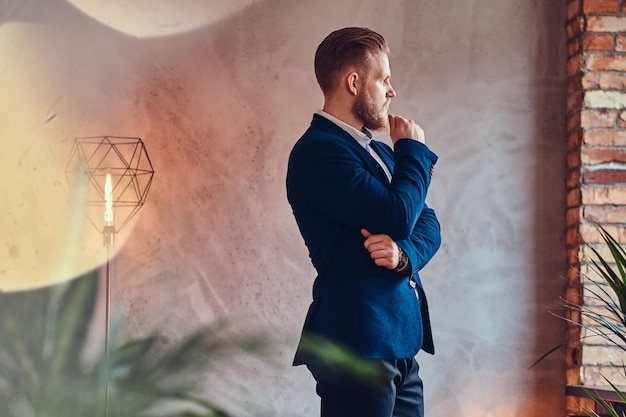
[104,173,114,226]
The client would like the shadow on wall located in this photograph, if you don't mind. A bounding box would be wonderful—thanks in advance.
[528,1,568,416]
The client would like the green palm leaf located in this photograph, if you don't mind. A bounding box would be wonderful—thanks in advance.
[0,270,266,417]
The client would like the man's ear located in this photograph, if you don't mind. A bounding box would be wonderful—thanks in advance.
[347,72,359,96]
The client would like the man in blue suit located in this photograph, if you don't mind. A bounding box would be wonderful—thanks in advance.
[286,27,441,417]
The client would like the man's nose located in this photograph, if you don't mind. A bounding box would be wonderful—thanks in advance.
[387,85,396,97]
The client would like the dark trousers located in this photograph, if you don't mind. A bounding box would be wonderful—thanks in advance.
[307,357,424,417]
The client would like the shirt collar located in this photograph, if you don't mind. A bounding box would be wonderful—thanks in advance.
[316,110,371,149]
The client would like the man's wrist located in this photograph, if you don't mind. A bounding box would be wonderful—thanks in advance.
[394,247,409,272]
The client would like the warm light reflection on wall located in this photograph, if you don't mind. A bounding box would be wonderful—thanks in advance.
[65,0,260,38]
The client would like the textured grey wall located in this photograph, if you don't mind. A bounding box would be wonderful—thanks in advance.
[1,0,567,416]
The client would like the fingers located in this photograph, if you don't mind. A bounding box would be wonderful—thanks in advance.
[362,230,385,250]
[388,114,425,144]
[387,114,395,134]
[362,231,399,270]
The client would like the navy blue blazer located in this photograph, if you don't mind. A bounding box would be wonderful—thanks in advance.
[286,114,441,365]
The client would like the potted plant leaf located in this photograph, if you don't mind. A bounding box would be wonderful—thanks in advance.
[535,226,626,417]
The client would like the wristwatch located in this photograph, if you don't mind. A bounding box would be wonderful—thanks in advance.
[394,247,409,272]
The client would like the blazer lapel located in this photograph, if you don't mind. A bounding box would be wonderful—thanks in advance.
[310,115,394,182]
[370,141,394,179]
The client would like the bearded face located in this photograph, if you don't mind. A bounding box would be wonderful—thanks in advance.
[353,88,388,131]
[352,52,394,131]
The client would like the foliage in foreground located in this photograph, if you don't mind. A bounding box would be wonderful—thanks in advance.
[0,271,265,417]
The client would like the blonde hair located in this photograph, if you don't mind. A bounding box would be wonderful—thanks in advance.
[314,27,390,94]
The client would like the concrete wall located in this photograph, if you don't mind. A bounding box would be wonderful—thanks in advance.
[1,0,568,416]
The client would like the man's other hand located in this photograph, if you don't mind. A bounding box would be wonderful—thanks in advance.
[361,228,401,270]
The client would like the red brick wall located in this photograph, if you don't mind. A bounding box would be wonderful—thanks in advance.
[566,0,626,414]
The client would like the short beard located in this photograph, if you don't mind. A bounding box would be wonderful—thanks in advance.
[354,92,387,131]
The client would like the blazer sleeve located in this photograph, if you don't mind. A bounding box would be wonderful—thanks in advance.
[287,135,438,242]
[397,205,441,274]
